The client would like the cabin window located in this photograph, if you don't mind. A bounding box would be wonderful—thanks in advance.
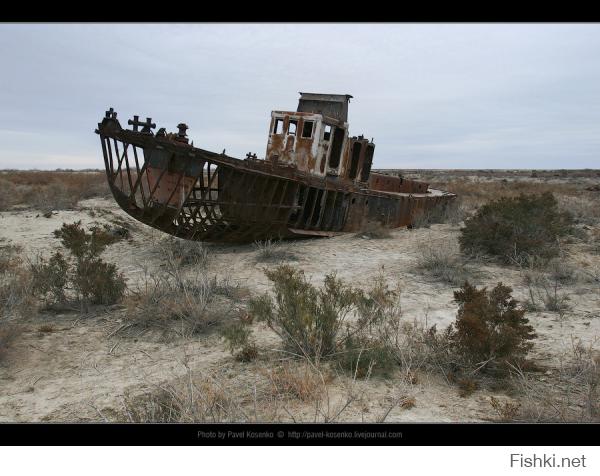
[349,142,362,179]
[273,118,283,134]
[288,120,297,136]
[301,120,314,138]
[323,124,332,141]
[360,144,374,182]
[328,127,345,169]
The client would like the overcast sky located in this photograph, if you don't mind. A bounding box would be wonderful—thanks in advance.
[1,23,599,170]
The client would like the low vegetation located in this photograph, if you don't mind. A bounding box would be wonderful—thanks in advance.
[414,238,479,286]
[0,170,110,212]
[248,264,537,391]
[122,257,243,341]
[30,221,126,310]
[158,236,208,267]
[221,320,258,362]
[248,265,364,362]
[253,239,297,263]
[451,282,536,373]
[459,192,574,264]
[491,338,600,422]
[0,244,36,319]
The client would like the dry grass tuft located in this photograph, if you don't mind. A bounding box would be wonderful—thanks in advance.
[495,338,600,422]
[122,257,243,341]
[266,362,327,402]
[157,236,208,268]
[414,239,480,286]
[0,244,36,319]
[253,239,298,263]
[117,372,246,422]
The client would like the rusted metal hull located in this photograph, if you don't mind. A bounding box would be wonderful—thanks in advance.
[96,115,455,243]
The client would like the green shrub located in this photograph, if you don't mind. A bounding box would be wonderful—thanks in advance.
[451,282,536,371]
[30,251,70,305]
[248,265,364,362]
[31,222,126,309]
[459,192,574,264]
[74,258,126,305]
[221,321,258,361]
[336,335,397,379]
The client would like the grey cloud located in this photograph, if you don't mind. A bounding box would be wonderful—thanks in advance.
[0,24,599,169]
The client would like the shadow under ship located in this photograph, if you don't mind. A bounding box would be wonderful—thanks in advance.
[95,93,456,243]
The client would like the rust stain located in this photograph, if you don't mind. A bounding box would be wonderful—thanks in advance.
[95,95,456,243]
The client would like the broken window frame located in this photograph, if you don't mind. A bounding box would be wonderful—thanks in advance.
[301,120,314,138]
[288,119,298,136]
[273,118,284,135]
[323,124,332,142]
[349,141,362,179]
[328,127,345,169]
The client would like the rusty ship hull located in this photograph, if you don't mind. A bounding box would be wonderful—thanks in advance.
[95,95,455,243]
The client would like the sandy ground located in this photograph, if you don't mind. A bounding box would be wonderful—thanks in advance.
[1,181,599,422]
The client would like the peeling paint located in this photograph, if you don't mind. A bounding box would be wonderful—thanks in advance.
[95,95,456,243]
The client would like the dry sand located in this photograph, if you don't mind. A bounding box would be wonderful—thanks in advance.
[1,175,599,422]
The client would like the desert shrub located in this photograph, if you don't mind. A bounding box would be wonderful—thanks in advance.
[30,222,125,309]
[55,221,125,307]
[75,258,126,306]
[335,273,403,378]
[459,192,574,264]
[222,321,258,362]
[248,265,364,362]
[414,239,478,286]
[53,221,119,257]
[253,239,297,263]
[336,335,397,379]
[30,251,70,306]
[250,265,413,378]
[451,282,536,372]
[355,221,391,239]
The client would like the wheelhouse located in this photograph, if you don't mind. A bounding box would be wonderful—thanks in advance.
[265,92,375,184]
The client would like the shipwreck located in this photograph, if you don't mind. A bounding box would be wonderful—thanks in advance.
[95,93,455,243]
